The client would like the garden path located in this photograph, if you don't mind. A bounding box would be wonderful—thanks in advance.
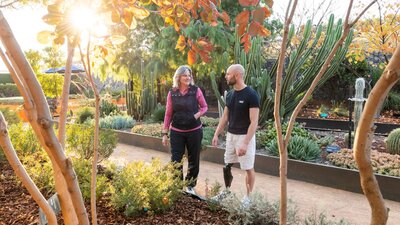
[108,143,400,225]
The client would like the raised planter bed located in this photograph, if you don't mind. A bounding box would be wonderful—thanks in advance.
[296,117,400,134]
[115,130,400,202]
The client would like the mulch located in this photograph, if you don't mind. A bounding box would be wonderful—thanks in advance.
[0,161,230,225]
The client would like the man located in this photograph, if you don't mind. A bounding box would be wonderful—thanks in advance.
[211,64,260,204]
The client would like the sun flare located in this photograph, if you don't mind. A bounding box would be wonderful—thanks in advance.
[68,5,97,32]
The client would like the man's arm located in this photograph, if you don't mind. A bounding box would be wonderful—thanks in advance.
[212,106,229,147]
[237,107,259,156]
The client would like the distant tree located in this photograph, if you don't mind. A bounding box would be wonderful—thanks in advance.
[42,45,64,70]
[24,49,42,74]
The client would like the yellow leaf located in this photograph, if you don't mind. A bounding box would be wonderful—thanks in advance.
[111,10,121,23]
[110,35,127,45]
[53,36,65,45]
[42,13,64,25]
[47,3,62,13]
[131,6,150,20]
[175,35,186,52]
[140,0,152,5]
[130,17,138,29]
[176,6,184,18]
[37,31,53,44]
[165,17,174,25]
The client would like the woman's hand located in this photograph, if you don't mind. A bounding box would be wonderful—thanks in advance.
[162,135,169,146]
[194,112,201,120]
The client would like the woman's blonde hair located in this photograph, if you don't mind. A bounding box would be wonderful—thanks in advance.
[172,65,194,88]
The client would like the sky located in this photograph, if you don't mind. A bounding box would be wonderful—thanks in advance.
[0,0,378,72]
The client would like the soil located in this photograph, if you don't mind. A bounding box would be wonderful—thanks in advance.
[0,161,230,225]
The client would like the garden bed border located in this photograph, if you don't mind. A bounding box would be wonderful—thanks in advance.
[116,130,400,202]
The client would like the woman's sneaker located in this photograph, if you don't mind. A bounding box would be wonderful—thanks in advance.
[210,189,232,202]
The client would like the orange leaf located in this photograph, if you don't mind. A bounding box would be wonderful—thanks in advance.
[248,21,270,37]
[197,38,213,51]
[235,10,250,24]
[123,9,133,27]
[175,35,186,52]
[219,12,230,25]
[188,49,197,65]
[111,9,121,23]
[252,7,270,23]
[241,34,251,53]
[265,0,274,8]
[236,23,247,37]
[199,50,212,63]
[239,0,259,7]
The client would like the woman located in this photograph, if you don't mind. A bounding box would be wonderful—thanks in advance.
[162,65,208,194]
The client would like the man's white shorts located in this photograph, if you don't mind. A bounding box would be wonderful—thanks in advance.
[224,132,256,170]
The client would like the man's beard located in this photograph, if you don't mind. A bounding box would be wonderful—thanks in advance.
[227,78,236,85]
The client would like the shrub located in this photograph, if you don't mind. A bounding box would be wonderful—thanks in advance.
[131,123,164,137]
[37,73,63,98]
[0,83,20,97]
[256,120,311,149]
[267,136,321,162]
[219,192,298,225]
[99,115,135,130]
[21,150,55,194]
[0,97,24,105]
[0,108,20,125]
[327,148,400,177]
[316,135,335,148]
[109,159,184,216]
[385,128,400,155]
[304,210,349,225]
[100,99,120,117]
[76,107,95,124]
[66,124,117,161]
[151,105,165,123]
[71,157,109,201]
[202,126,216,147]
[201,116,220,127]
[5,123,42,156]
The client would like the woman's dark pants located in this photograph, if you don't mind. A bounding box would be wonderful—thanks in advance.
[170,128,203,187]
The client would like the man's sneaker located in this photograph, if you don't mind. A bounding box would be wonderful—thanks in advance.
[241,196,251,209]
[210,189,231,202]
[185,186,196,195]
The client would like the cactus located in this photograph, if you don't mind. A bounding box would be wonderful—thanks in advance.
[385,128,400,155]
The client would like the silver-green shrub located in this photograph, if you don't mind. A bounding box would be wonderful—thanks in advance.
[99,115,135,130]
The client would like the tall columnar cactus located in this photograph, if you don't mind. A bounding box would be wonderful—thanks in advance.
[353,78,366,132]
[211,14,353,125]
[385,128,400,155]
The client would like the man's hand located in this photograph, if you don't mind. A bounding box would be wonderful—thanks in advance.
[212,135,219,147]
[236,143,248,156]
[162,135,169,146]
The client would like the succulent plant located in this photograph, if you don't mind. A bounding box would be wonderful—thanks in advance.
[386,128,400,155]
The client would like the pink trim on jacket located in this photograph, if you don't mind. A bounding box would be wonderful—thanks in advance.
[163,87,208,132]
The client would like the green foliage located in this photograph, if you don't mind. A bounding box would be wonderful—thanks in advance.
[327,149,400,177]
[151,105,166,123]
[385,128,400,155]
[0,97,24,105]
[0,108,20,125]
[0,73,13,84]
[42,45,64,70]
[267,136,321,162]
[37,73,63,98]
[256,120,311,149]
[66,124,117,161]
[21,150,55,194]
[330,101,348,117]
[100,99,120,117]
[201,116,220,127]
[219,192,298,225]
[384,91,400,111]
[25,49,42,74]
[316,135,335,148]
[5,123,42,156]
[131,123,164,137]
[0,84,20,97]
[304,210,349,225]
[202,127,216,147]
[71,157,109,201]
[76,107,95,124]
[109,159,184,217]
[316,104,329,115]
[99,115,135,130]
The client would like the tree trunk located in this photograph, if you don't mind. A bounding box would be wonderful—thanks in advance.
[58,40,76,149]
[0,113,58,225]
[0,10,89,225]
[353,46,400,225]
